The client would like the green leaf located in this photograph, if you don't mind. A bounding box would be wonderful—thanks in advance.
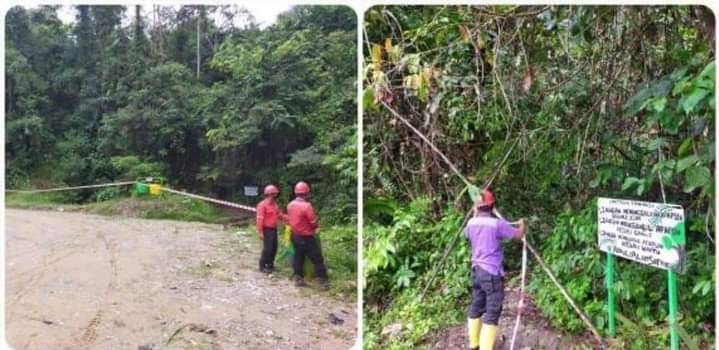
[651,160,675,176]
[636,180,647,195]
[403,54,421,74]
[677,137,693,157]
[680,88,710,113]
[698,141,715,162]
[672,76,692,96]
[646,137,667,151]
[621,177,640,191]
[676,155,699,172]
[698,61,715,81]
[467,185,480,203]
[702,281,712,295]
[683,166,711,193]
[651,97,667,112]
[363,87,376,110]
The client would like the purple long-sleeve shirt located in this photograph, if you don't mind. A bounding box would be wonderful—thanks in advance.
[465,212,518,276]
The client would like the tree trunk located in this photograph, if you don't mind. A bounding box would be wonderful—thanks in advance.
[693,5,715,55]
[196,10,201,79]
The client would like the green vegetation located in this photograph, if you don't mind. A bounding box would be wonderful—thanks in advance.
[5,192,71,210]
[6,5,357,223]
[364,5,714,350]
[6,191,225,224]
[320,224,359,298]
[89,195,225,223]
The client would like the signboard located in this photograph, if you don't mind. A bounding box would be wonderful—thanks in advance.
[243,186,259,197]
[598,197,685,273]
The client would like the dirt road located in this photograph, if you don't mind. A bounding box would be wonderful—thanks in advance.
[430,290,595,350]
[6,209,356,350]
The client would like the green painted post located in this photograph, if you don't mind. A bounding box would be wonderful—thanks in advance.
[606,252,616,337]
[668,270,679,350]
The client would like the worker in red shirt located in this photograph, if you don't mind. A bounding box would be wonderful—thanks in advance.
[256,184,287,274]
[287,181,328,288]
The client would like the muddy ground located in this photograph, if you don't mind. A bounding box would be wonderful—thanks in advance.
[6,208,356,350]
[430,289,597,350]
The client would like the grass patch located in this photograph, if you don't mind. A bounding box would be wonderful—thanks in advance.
[321,224,358,300]
[88,194,224,224]
[7,192,225,224]
[5,192,82,210]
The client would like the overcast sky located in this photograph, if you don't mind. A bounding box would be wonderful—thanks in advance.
[40,4,292,28]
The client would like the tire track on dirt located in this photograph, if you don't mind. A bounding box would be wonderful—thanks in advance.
[72,232,119,349]
[7,233,86,268]
[7,248,78,281]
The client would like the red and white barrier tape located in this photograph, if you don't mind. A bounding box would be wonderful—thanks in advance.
[160,186,256,212]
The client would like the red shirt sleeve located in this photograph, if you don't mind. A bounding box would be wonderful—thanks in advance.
[306,204,319,231]
[256,201,265,234]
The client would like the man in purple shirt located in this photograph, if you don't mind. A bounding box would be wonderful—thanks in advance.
[465,189,526,350]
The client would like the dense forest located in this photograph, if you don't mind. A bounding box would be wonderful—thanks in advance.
[363,5,714,349]
[5,5,357,221]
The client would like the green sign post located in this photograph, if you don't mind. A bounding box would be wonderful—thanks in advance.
[598,198,685,350]
[606,253,616,337]
[668,269,679,349]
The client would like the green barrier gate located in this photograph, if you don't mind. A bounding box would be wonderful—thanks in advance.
[135,182,149,195]
[135,177,166,196]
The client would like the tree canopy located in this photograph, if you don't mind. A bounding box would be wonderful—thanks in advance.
[5,5,357,221]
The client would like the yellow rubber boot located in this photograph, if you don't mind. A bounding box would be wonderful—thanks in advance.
[479,324,498,350]
[467,318,482,349]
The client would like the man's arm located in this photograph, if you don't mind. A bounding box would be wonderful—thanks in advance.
[498,217,525,240]
[255,204,265,239]
[306,205,319,231]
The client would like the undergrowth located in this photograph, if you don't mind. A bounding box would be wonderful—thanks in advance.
[6,190,224,224]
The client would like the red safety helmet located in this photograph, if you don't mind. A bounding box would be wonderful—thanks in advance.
[478,189,495,207]
[294,181,310,195]
[264,184,279,196]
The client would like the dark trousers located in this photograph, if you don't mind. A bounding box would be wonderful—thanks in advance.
[468,266,505,325]
[291,234,328,279]
[259,228,278,270]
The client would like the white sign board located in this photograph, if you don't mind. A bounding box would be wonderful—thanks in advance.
[598,197,685,273]
[244,186,259,196]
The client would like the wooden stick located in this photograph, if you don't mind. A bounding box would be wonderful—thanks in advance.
[524,239,605,347]
[419,209,472,301]
[493,209,604,348]
[381,101,472,187]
